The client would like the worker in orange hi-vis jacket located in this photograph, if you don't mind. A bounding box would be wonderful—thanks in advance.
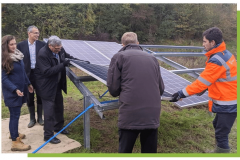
[170,27,237,153]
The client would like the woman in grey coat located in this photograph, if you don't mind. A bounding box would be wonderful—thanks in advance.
[2,35,33,151]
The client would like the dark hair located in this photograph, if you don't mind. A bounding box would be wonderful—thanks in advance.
[202,27,223,45]
[2,35,15,74]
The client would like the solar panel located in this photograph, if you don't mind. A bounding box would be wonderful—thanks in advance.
[85,41,122,59]
[71,60,108,85]
[160,67,209,107]
[61,40,110,65]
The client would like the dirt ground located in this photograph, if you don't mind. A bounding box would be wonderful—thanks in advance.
[1,114,81,153]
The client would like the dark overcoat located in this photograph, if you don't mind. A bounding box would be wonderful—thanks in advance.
[107,44,165,130]
[34,45,74,101]
[2,60,30,107]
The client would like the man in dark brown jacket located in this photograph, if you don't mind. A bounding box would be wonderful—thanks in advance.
[107,32,165,153]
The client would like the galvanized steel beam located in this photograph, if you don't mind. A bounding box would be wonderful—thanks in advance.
[154,52,205,57]
[143,48,200,79]
[170,68,205,74]
[140,44,204,50]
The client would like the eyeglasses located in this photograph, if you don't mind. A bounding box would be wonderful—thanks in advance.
[53,46,62,50]
[31,32,40,35]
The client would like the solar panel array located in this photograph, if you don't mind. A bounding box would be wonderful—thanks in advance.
[55,39,208,108]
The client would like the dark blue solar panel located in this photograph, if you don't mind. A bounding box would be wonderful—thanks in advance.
[71,60,108,84]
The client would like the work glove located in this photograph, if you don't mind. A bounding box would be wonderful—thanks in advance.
[170,92,181,102]
[63,60,70,66]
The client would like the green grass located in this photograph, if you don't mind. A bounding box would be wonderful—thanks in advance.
[1,40,237,154]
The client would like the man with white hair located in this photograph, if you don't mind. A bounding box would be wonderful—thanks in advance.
[34,35,74,144]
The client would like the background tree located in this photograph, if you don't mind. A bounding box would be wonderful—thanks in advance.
[1,3,237,43]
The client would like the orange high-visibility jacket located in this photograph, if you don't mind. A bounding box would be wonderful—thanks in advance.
[180,42,237,113]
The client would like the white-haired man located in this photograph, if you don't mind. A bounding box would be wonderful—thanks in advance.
[34,36,74,144]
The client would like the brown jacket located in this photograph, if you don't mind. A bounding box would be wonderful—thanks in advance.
[107,44,165,129]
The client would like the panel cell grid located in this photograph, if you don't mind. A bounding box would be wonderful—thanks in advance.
[71,60,108,85]
[160,67,208,107]
[86,41,122,59]
[61,39,110,65]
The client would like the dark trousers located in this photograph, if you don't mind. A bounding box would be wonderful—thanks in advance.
[8,106,21,141]
[213,112,237,149]
[27,70,42,107]
[41,85,64,138]
[118,128,158,153]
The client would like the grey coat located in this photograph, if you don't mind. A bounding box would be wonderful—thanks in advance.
[107,44,165,129]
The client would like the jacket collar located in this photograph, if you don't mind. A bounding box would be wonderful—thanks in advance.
[45,45,56,58]
[119,44,143,52]
[204,41,226,58]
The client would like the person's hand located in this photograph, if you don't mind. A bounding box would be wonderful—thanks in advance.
[16,89,24,97]
[28,84,34,93]
[63,60,70,66]
[170,92,181,102]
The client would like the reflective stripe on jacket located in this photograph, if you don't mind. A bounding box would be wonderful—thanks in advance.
[180,42,237,113]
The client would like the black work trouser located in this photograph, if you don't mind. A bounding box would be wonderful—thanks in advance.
[41,84,64,138]
[118,128,158,153]
[27,69,42,106]
[213,112,237,149]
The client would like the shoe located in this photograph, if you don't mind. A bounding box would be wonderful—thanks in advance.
[9,132,26,139]
[28,106,36,128]
[44,137,61,144]
[214,146,230,153]
[54,129,69,135]
[11,137,31,151]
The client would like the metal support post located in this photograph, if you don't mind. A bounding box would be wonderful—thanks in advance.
[83,96,91,149]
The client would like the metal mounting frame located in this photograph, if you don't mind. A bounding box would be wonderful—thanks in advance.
[66,67,119,149]
[65,44,206,150]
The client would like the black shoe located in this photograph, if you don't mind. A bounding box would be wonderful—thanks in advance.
[54,129,69,135]
[28,119,36,128]
[44,137,61,144]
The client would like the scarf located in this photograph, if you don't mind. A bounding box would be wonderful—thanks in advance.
[10,49,24,62]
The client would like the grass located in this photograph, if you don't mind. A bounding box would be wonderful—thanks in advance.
[1,40,237,154]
